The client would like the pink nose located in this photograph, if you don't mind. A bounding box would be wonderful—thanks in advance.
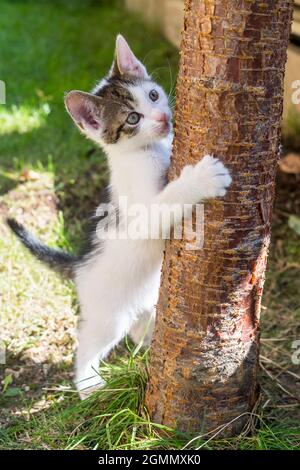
[153,111,169,123]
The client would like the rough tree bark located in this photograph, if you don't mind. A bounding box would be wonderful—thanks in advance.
[145,0,293,435]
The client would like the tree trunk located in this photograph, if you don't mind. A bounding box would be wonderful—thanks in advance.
[145,0,293,436]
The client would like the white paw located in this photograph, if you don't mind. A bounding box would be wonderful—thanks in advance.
[76,374,105,400]
[186,154,232,200]
[78,383,104,400]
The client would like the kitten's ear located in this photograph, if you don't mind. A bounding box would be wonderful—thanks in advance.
[112,34,149,79]
[65,91,103,134]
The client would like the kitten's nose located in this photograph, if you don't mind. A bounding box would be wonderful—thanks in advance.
[152,111,169,123]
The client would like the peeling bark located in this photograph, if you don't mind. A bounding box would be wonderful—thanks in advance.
[145,0,293,435]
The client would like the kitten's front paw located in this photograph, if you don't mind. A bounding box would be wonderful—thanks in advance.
[192,154,232,199]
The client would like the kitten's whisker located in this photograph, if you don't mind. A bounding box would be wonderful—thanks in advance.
[142,50,156,70]
[166,59,176,99]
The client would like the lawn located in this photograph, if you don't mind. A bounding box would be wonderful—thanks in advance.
[0,0,299,450]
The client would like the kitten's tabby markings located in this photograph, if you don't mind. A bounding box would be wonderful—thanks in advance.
[94,77,138,143]
[8,35,232,397]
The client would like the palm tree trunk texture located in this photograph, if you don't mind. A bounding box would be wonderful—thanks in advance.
[145,0,293,435]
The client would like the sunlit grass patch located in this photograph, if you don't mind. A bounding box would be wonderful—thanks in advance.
[0,104,50,135]
[0,171,76,365]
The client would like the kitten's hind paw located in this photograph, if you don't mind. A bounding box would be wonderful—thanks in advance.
[78,383,105,400]
[76,374,105,400]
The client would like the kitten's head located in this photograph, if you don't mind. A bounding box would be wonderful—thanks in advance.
[65,35,172,150]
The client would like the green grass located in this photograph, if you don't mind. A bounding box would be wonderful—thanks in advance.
[0,0,299,451]
[1,347,299,450]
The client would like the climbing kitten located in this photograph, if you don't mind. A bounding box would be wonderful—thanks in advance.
[8,35,231,397]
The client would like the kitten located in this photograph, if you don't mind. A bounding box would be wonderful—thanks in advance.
[7,35,231,397]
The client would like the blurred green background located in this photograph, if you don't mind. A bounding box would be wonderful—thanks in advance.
[0,0,178,246]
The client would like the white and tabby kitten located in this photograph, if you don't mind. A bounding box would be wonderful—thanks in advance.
[8,35,231,397]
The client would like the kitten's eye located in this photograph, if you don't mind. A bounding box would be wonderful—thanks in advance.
[149,89,159,102]
[126,112,140,125]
